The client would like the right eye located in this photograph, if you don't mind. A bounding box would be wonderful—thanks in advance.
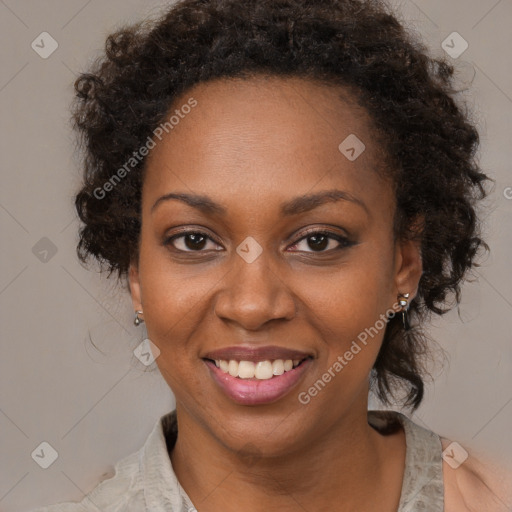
[163,230,223,252]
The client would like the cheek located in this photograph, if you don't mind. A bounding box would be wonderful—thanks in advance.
[140,268,208,350]
[296,299,388,412]
[136,243,216,382]
[294,244,394,384]
[300,251,393,338]
[140,265,211,404]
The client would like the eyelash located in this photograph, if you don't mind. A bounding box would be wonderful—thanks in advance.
[163,228,354,254]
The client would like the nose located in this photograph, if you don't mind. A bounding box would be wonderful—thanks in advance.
[214,251,297,331]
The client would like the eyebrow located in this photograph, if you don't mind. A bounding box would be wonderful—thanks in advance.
[150,189,369,216]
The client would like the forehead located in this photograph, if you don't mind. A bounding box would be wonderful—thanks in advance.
[142,76,393,218]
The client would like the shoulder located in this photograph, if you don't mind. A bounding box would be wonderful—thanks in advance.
[441,437,512,512]
[29,451,143,512]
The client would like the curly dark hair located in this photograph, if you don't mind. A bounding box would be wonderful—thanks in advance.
[72,0,490,411]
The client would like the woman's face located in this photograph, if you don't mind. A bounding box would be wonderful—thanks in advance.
[129,76,422,455]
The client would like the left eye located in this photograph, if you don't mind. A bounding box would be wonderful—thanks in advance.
[288,231,351,252]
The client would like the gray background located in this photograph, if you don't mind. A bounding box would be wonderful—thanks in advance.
[0,0,511,510]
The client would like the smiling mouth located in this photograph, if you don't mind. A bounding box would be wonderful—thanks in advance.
[203,357,312,380]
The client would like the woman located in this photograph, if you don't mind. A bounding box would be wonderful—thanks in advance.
[33,0,510,510]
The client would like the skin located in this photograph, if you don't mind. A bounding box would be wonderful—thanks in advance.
[129,75,424,511]
[441,437,512,512]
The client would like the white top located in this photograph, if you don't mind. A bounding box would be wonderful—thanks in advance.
[30,409,444,511]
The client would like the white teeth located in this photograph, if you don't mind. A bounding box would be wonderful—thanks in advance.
[238,361,255,379]
[255,361,273,379]
[215,358,306,380]
[228,360,238,377]
[272,359,284,375]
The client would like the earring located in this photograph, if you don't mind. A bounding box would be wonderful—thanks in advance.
[397,293,411,331]
[134,310,144,326]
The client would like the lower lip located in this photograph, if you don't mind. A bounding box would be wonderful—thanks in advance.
[204,358,312,406]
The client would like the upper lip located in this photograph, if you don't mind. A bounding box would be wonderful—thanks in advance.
[202,345,313,362]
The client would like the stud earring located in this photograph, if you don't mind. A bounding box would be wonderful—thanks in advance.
[134,310,144,326]
[397,293,411,331]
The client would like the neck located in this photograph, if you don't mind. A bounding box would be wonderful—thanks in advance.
[169,402,405,512]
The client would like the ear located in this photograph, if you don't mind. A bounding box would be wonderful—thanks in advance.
[393,218,423,301]
[128,262,143,312]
